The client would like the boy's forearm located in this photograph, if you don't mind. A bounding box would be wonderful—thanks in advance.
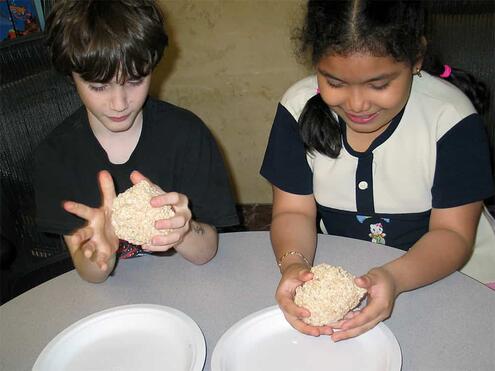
[174,221,218,264]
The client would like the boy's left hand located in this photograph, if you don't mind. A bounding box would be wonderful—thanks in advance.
[330,267,397,342]
[130,171,192,252]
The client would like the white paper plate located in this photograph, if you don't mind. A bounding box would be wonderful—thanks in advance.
[33,304,206,371]
[211,306,401,371]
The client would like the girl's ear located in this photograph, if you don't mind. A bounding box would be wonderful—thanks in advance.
[415,36,428,71]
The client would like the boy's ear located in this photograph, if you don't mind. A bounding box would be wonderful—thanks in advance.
[65,74,75,85]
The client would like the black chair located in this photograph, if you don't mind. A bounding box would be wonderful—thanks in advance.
[427,1,495,193]
[0,34,82,303]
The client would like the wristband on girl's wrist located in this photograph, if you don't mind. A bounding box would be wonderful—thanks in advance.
[277,250,311,272]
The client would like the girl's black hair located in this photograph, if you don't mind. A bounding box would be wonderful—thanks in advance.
[45,0,168,83]
[298,0,490,158]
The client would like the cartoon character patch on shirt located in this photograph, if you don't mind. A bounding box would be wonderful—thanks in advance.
[369,223,386,245]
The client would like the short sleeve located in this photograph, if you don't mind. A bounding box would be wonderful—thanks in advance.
[177,122,239,228]
[432,114,494,208]
[260,103,313,194]
[34,141,85,235]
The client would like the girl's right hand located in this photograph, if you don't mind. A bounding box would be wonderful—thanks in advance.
[276,263,333,337]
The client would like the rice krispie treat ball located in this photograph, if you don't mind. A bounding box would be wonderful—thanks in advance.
[111,180,175,245]
[294,263,367,326]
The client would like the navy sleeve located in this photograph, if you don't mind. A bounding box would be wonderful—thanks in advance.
[432,114,494,208]
[260,103,313,195]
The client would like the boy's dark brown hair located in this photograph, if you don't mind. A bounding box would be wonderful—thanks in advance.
[45,0,168,83]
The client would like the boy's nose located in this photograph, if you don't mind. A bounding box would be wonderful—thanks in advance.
[110,87,129,112]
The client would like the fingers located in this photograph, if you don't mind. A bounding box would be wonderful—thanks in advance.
[70,226,94,246]
[95,252,110,271]
[85,241,113,271]
[331,312,380,341]
[144,232,181,251]
[81,240,97,259]
[275,268,333,337]
[278,292,310,318]
[331,270,395,341]
[64,201,95,221]
[355,274,372,289]
[278,298,332,337]
[130,170,149,185]
[155,215,187,230]
[298,270,314,282]
[151,192,184,208]
[97,170,116,208]
[285,314,323,337]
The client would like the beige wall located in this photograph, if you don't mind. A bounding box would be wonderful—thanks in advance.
[151,0,311,204]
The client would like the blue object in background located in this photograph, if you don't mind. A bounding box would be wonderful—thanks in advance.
[1,0,43,41]
[0,0,15,41]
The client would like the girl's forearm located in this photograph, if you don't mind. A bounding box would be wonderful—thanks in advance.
[383,229,473,295]
[270,212,317,272]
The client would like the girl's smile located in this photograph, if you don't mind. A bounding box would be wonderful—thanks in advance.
[344,111,381,124]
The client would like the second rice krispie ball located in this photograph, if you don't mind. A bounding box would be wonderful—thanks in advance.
[294,264,367,326]
[111,180,175,245]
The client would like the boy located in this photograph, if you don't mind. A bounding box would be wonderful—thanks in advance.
[34,0,239,283]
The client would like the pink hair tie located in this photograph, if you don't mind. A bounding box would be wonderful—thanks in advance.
[440,64,452,78]
[316,87,320,94]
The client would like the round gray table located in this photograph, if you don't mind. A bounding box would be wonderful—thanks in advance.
[1,232,494,371]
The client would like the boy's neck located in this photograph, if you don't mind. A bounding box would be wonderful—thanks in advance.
[88,111,143,165]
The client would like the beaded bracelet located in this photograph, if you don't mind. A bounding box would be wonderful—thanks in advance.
[277,251,310,270]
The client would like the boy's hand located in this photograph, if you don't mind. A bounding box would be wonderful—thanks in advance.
[130,171,192,252]
[64,170,119,271]
[329,267,397,341]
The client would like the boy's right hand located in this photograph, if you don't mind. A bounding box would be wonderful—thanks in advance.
[276,263,333,337]
[63,170,119,271]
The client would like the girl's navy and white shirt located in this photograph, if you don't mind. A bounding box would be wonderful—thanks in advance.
[261,73,494,251]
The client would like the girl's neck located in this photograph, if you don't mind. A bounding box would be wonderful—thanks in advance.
[89,113,143,165]
[346,122,390,153]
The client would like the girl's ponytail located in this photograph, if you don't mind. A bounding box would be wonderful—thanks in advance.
[423,57,490,114]
[299,94,342,158]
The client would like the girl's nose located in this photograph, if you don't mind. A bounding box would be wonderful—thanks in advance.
[346,87,371,113]
[110,86,129,112]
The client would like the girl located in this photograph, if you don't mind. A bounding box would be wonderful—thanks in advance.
[260,0,494,341]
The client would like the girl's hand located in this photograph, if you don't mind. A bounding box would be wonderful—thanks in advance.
[276,263,334,337]
[130,171,192,252]
[330,267,397,341]
[63,170,119,271]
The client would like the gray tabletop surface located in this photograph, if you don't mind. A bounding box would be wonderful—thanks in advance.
[1,232,494,371]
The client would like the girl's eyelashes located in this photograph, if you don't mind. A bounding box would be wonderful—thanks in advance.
[325,79,390,90]
[370,82,390,90]
[326,79,344,88]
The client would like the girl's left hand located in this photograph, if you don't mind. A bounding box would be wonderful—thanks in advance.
[130,171,192,252]
[330,267,398,342]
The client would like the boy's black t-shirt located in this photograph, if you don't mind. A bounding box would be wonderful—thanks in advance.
[34,96,239,236]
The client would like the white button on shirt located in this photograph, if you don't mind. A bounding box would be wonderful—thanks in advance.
[358,181,368,190]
